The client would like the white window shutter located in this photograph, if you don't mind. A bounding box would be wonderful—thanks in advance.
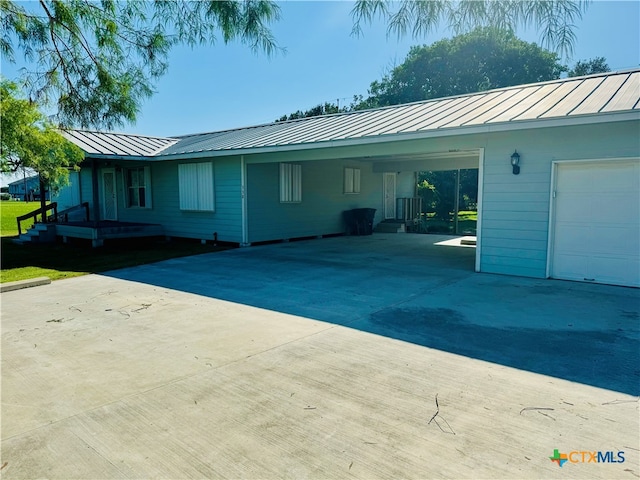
[197,162,215,211]
[280,163,301,203]
[344,167,354,193]
[179,162,215,211]
[353,168,361,193]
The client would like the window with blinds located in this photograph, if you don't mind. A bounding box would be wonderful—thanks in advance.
[126,166,152,208]
[344,167,361,194]
[178,162,215,211]
[279,163,302,203]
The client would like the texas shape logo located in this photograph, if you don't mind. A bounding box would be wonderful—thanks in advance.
[550,449,568,467]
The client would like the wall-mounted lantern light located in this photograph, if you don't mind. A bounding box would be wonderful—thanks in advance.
[511,150,521,175]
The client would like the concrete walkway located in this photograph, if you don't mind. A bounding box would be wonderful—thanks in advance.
[2,234,639,479]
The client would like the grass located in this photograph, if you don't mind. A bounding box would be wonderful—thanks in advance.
[421,210,478,234]
[1,200,233,283]
[1,201,42,235]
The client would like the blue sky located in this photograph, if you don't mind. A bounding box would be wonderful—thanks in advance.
[2,0,639,139]
[127,0,640,137]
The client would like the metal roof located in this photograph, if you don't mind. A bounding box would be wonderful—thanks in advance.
[66,69,640,159]
[62,130,178,157]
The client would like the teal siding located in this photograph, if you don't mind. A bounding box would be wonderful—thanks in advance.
[479,120,640,278]
[246,158,383,243]
[78,168,94,218]
[67,118,638,281]
[111,157,242,242]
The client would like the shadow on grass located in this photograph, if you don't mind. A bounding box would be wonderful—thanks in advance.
[1,236,234,283]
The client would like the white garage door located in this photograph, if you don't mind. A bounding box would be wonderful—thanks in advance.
[551,160,640,287]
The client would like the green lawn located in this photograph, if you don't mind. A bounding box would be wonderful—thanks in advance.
[1,200,232,283]
[1,201,42,235]
[421,210,478,234]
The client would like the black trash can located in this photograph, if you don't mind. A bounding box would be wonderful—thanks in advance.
[343,209,357,235]
[344,208,376,235]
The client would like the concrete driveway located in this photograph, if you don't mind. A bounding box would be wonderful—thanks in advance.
[2,234,639,479]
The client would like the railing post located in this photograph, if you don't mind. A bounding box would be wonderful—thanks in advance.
[17,218,21,236]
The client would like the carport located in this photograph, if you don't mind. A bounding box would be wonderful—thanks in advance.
[243,148,482,257]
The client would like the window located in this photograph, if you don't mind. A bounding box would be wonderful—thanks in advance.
[179,162,215,211]
[126,167,152,208]
[280,163,302,203]
[344,167,361,194]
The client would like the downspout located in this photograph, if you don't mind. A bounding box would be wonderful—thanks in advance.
[475,148,484,273]
[240,155,249,246]
[454,168,460,234]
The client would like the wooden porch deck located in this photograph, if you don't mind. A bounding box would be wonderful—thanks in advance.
[56,221,164,247]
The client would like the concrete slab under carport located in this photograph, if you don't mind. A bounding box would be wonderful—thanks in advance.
[106,233,639,395]
[1,233,638,479]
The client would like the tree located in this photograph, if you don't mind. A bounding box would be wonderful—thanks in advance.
[417,170,477,221]
[1,0,281,129]
[277,27,570,118]
[568,56,610,77]
[351,0,590,58]
[1,79,84,216]
[2,1,590,131]
[276,101,348,122]
[361,27,566,108]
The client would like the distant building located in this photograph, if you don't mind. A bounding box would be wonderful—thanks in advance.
[7,175,49,201]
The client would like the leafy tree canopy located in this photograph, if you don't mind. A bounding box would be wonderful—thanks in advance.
[277,101,354,122]
[278,28,607,120]
[361,27,566,108]
[1,0,281,129]
[568,56,610,77]
[1,79,84,192]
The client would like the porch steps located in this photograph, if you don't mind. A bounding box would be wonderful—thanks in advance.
[374,220,406,233]
[13,223,57,245]
[460,236,477,246]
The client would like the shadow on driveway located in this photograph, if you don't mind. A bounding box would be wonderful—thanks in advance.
[103,235,640,396]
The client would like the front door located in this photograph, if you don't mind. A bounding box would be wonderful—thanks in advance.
[383,173,396,219]
[102,169,118,221]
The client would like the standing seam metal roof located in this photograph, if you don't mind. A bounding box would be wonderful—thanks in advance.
[62,130,178,156]
[65,69,640,159]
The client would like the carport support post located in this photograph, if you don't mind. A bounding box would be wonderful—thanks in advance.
[454,168,460,234]
[91,159,100,225]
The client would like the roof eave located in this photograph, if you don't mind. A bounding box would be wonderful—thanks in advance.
[82,153,155,162]
[152,110,640,161]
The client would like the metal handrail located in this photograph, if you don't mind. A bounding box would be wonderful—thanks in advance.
[16,202,58,236]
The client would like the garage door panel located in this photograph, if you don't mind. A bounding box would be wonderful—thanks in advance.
[557,168,592,191]
[553,253,589,281]
[590,225,639,253]
[589,256,640,287]
[556,224,639,253]
[591,163,639,192]
[551,160,640,287]
[591,193,639,221]
[555,193,591,221]
[554,224,591,252]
